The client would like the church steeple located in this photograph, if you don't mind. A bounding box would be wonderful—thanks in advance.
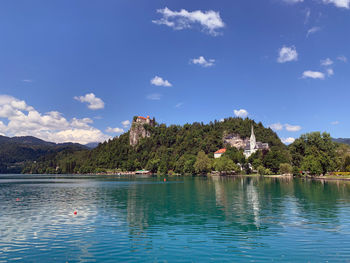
[250,125,256,151]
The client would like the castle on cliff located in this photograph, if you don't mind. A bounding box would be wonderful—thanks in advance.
[129,116,155,146]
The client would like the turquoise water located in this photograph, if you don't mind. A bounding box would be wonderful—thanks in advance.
[1,175,350,262]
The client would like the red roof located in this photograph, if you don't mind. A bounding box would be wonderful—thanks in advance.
[214,148,226,154]
[137,116,147,120]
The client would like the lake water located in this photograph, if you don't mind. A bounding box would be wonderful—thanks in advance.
[1,175,350,262]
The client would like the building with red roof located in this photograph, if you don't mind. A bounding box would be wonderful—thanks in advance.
[214,148,226,159]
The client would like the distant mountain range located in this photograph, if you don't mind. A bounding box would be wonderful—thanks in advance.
[0,135,89,173]
[85,142,100,149]
[333,138,350,146]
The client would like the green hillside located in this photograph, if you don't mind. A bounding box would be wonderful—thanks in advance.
[24,117,289,174]
[0,136,87,173]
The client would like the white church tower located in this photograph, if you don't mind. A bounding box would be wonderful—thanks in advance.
[244,125,257,158]
[250,125,256,152]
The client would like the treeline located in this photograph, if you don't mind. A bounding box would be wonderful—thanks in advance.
[23,118,286,174]
[22,117,350,176]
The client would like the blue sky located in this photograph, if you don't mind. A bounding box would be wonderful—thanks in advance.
[0,0,349,144]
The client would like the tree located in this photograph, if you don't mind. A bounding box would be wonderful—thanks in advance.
[290,132,337,175]
[279,163,292,175]
[214,157,239,175]
[146,158,160,173]
[257,165,265,176]
[194,151,211,174]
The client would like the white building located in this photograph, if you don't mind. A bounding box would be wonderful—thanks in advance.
[243,126,268,158]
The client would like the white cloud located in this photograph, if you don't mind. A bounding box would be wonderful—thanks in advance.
[22,79,33,83]
[323,0,350,9]
[0,95,110,144]
[321,58,334,66]
[71,117,93,129]
[277,46,298,63]
[74,93,105,110]
[106,127,124,134]
[302,70,325,79]
[337,55,348,62]
[331,121,340,125]
[282,137,296,144]
[234,109,248,118]
[285,124,302,132]
[150,76,172,87]
[152,7,225,36]
[121,120,130,128]
[283,0,304,3]
[219,118,225,122]
[304,9,311,24]
[175,102,183,108]
[270,122,302,132]
[270,123,284,131]
[146,93,162,100]
[327,68,334,76]
[191,56,215,67]
[307,27,321,37]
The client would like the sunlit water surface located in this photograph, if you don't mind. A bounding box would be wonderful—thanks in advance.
[1,175,350,262]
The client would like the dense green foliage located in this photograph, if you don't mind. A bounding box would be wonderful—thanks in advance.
[24,117,286,175]
[19,118,349,177]
[289,132,337,175]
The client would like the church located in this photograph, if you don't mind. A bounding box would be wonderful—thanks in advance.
[243,126,269,158]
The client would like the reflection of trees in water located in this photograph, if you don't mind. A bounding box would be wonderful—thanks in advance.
[102,176,350,244]
[292,179,350,224]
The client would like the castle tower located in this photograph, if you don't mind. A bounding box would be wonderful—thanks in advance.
[250,125,256,152]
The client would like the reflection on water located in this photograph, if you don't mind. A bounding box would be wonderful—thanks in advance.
[1,175,350,262]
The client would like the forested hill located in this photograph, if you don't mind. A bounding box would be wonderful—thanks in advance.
[0,136,87,173]
[333,138,350,146]
[24,117,288,174]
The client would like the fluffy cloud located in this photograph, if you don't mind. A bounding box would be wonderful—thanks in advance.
[150,76,172,87]
[307,27,321,37]
[323,0,350,9]
[321,58,334,66]
[234,109,248,118]
[302,70,325,79]
[146,93,162,100]
[74,93,105,110]
[277,46,298,63]
[327,68,334,76]
[337,55,348,62]
[191,56,215,67]
[152,7,225,36]
[285,124,302,132]
[270,123,284,131]
[122,120,131,128]
[0,95,110,144]
[270,123,302,132]
[282,137,296,144]
[106,127,124,134]
[331,121,340,125]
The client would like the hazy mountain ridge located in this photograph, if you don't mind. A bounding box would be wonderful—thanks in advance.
[0,135,88,173]
[333,138,350,146]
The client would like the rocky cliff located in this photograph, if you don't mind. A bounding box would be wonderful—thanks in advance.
[129,116,155,146]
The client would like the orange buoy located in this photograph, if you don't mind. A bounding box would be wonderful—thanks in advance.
[74,211,77,215]
[164,178,166,182]
[16,198,20,202]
